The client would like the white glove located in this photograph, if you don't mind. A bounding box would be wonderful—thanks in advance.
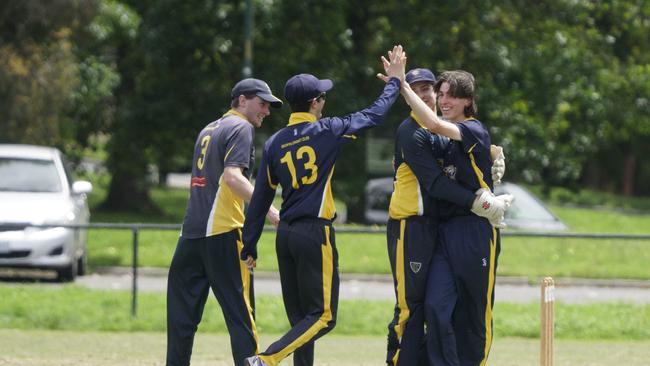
[490,145,506,185]
[471,188,515,228]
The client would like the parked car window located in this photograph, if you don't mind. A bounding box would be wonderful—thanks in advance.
[0,158,62,193]
[364,178,567,231]
[61,155,75,189]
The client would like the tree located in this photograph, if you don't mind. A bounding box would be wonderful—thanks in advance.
[0,0,98,150]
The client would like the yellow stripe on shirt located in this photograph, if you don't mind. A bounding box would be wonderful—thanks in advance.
[468,143,489,189]
[389,163,423,219]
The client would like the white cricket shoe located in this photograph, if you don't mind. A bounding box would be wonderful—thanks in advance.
[244,355,268,366]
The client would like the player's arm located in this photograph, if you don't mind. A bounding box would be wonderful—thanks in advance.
[404,128,474,206]
[241,149,278,266]
[329,46,405,138]
[403,128,511,225]
[223,167,279,227]
[401,82,461,141]
[223,166,254,200]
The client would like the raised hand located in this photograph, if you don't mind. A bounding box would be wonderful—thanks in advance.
[376,44,407,83]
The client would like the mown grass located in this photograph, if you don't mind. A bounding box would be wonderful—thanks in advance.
[1,285,649,340]
[87,228,650,280]
[85,186,650,279]
[3,329,649,366]
[528,184,650,212]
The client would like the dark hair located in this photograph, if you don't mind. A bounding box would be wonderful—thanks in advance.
[289,102,311,113]
[434,70,477,117]
[289,93,325,113]
[231,93,258,108]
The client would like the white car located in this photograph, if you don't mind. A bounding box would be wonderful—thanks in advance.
[0,144,92,281]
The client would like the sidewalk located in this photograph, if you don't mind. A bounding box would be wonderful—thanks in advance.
[80,267,650,304]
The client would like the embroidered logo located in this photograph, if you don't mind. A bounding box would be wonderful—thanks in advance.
[482,258,487,267]
[482,202,491,210]
[410,262,422,273]
[443,165,457,179]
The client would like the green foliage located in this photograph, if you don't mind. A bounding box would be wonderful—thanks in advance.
[3,0,650,217]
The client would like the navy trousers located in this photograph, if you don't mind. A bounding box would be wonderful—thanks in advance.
[424,216,500,366]
[386,216,437,366]
[258,218,339,366]
[166,230,258,366]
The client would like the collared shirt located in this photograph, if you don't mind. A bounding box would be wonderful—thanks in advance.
[388,112,475,220]
[181,109,255,238]
[241,77,401,259]
[439,118,494,218]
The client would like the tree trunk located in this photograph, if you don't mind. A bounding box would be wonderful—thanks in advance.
[100,134,161,214]
[622,153,636,196]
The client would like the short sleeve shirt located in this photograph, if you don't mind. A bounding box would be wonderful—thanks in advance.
[181,110,254,238]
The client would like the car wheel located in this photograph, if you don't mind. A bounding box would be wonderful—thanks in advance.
[77,251,88,276]
[57,260,78,282]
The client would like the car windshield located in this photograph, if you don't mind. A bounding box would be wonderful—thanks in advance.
[495,183,556,221]
[0,157,62,192]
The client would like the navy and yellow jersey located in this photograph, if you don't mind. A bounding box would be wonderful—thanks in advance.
[389,112,476,220]
[242,77,401,258]
[181,109,255,238]
[439,118,494,218]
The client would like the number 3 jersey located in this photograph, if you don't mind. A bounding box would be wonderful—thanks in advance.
[181,109,255,238]
[243,78,401,250]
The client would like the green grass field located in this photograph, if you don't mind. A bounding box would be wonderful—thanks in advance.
[1,285,649,365]
[2,286,649,340]
[3,187,650,365]
[87,228,650,279]
[1,329,649,366]
[84,187,650,279]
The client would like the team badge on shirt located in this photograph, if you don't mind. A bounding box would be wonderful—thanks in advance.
[443,164,457,180]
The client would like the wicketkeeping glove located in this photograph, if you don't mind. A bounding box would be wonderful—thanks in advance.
[490,145,506,185]
[471,188,515,228]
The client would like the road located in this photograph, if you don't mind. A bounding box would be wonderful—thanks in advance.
[74,267,650,304]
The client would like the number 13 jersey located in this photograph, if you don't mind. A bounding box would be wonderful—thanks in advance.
[244,78,401,246]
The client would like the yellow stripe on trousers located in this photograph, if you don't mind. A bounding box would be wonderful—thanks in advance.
[236,229,260,354]
[392,219,409,365]
[262,226,334,366]
[480,226,498,366]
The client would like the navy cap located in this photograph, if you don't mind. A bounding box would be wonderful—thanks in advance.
[231,78,283,108]
[284,73,333,105]
[405,68,436,85]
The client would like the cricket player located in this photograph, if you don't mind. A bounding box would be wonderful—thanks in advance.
[377,66,511,366]
[240,46,407,366]
[401,69,511,365]
[166,78,281,366]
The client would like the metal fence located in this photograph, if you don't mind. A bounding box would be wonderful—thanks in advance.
[2,222,650,316]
